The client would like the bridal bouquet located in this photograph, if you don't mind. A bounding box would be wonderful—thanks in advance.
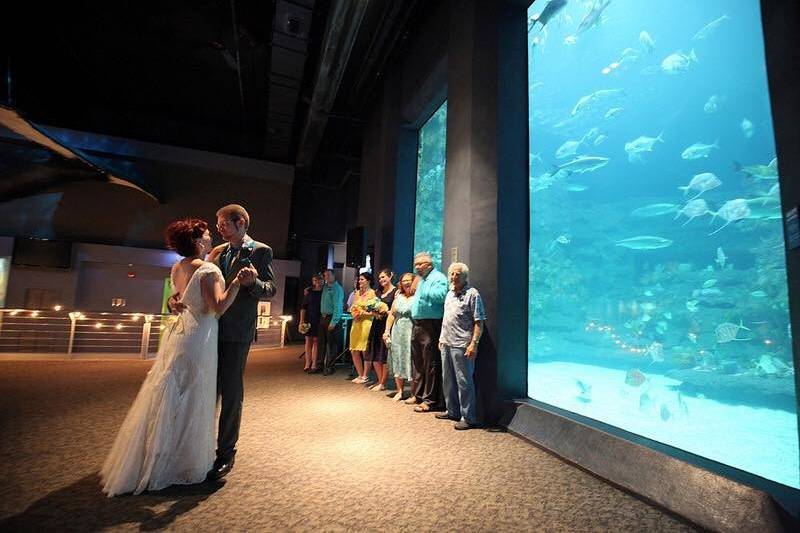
[351,295,388,318]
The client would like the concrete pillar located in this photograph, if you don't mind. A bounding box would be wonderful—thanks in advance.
[444,0,528,421]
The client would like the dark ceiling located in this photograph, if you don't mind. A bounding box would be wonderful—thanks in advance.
[4,0,425,191]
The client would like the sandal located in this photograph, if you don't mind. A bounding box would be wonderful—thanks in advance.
[414,404,431,412]
[403,396,418,405]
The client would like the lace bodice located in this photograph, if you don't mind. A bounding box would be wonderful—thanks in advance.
[180,263,223,316]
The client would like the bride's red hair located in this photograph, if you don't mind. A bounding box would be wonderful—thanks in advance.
[165,218,208,257]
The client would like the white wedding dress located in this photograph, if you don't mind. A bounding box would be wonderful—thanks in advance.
[101,262,221,496]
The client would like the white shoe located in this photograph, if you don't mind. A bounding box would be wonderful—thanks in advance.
[372,384,386,391]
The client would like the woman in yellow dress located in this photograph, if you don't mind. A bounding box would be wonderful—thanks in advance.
[349,272,377,384]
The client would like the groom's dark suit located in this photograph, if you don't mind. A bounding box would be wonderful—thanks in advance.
[210,235,275,462]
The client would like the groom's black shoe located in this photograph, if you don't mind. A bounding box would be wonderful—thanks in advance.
[207,457,235,481]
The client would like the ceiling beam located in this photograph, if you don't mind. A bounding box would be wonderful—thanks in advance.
[294,0,371,170]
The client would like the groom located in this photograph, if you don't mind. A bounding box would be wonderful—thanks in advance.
[171,204,276,480]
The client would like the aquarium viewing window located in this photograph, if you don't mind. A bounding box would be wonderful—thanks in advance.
[527,0,798,488]
[413,101,447,268]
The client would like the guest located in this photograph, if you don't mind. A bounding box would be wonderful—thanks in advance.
[407,252,448,412]
[365,268,395,391]
[299,274,323,372]
[349,272,376,384]
[436,262,485,430]
[384,272,415,401]
[319,269,344,370]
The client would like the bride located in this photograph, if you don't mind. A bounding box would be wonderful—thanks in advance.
[101,218,241,496]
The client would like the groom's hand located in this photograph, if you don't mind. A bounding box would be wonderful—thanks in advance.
[237,266,258,287]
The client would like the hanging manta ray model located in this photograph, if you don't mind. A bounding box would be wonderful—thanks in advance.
[0,105,158,202]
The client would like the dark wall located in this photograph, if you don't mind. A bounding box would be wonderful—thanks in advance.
[0,159,292,257]
[761,0,800,449]
[356,0,530,421]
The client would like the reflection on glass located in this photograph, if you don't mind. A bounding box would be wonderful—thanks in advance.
[414,101,447,268]
[527,0,797,487]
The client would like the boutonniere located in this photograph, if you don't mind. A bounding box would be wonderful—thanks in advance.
[240,238,256,259]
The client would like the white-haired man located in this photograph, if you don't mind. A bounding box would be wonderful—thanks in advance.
[436,262,485,429]
[407,251,449,412]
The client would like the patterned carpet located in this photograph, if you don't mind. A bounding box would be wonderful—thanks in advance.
[0,347,697,532]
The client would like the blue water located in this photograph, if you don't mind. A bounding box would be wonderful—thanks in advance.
[414,101,447,269]
[527,0,797,487]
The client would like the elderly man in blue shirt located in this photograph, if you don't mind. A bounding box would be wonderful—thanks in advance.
[319,268,344,372]
[436,262,485,429]
[407,251,449,412]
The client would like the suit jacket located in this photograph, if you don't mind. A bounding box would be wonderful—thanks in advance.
[210,235,276,343]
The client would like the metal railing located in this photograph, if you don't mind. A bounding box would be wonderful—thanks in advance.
[0,308,290,358]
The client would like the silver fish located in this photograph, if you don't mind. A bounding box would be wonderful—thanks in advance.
[681,140,719,160]
[557,155,610,174]
[577,0,612,35]
[615,236,673,250]
[692,14,731,41]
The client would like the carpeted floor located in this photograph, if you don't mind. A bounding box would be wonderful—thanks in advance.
[0,347,697,532]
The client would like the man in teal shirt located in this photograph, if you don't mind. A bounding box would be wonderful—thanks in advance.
[320,269,344,371]
[408,252,449,412]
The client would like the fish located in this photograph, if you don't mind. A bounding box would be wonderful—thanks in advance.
[678,172,721,199]
[642,313,652,322]
[674,198,711,226]
[639,31,655,53]
[555,139,584,159]
[646,341,664,363]
[688,332,698,344]
[643,290,654,297]
[593,134,607,146]
[681,140,719,160]
[750,290,767,298]
[661,49,698,74]
[734,157,778,180]
[625,368,647,387]
[740,118,755,139]
[582,127,601,142]
[604,107,624,120]
[715,246,727,269]
[745,199,781,220]
[686,300,699,312]
[677,392,689,416]
[663,312,672,320]
[704,94,722,114]
[624,132,664,162]
[530,0,569,30]
[565,183,589,192]
[715,319,752,343]
[571,89,625,116]
[576,0,612,35]
[640,303,657,312]
[660,404,672,421]
[692,14,731,41]
[702,279,717,288]
[639,392,653,411]
[557,155,610,174]
[564,35,578,46]
[708,199,751,236]
[630,203,679,218]
[576,379,592,402]
[615,236,673,250]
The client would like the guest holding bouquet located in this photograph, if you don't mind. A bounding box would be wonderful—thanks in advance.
[348,272,377,384]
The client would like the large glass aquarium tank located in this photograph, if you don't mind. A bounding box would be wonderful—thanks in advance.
[527,0,798,488]
[414,101,447,268]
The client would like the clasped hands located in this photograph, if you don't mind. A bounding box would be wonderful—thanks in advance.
[169,266,257,314]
